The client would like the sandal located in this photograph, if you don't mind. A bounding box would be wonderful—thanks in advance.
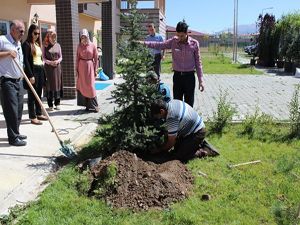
[31,118,42,125]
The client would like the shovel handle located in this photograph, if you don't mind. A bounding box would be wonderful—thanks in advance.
[13,58,63,143]
[229,160,261,169]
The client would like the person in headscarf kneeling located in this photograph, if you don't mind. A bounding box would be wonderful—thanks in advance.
[76,29,99,112]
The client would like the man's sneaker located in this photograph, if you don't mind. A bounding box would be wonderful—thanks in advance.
[201,140,220,157]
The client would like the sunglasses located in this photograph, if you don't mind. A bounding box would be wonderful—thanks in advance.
[34,32,40,36]
[17,28,25,33]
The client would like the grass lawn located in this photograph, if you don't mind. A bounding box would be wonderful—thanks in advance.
[161,51,263,75]
[4,125,300,225]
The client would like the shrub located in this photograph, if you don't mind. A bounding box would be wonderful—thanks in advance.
[272,201,299,225]
[277,12,300,64]
[209,89,236,134]
[288,84,300,138]
[208,43,220,56]
[240,107,275,141]
[76,169,93,196]
[92,162,118,198]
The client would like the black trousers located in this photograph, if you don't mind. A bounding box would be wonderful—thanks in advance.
[28,65,45,119]
[47,95,60,108]
[152,53,162,78]
[173,128,206,163]
[0,78,24,142]
[173,71,195,107]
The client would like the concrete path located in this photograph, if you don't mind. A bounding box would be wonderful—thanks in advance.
[161,73,300,121]
[0,79,117,215]
[0,73,299,215]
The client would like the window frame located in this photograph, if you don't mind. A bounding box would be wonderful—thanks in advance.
[0,20,10,36]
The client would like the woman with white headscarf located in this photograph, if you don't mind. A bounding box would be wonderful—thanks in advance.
[76,29,99,112]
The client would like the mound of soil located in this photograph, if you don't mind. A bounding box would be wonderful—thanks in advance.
[83,150,194,210]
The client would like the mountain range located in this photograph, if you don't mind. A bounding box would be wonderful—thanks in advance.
[218,24,258,35]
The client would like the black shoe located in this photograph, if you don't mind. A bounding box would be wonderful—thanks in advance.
[201,140,220,157]
[9,138,27,146]
[18,134,27,140]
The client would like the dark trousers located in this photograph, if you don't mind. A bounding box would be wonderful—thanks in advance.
[47,96,60,108]
[0,78,24,142]
[173,128,206,163]
[153,53,162,78]
[28,65,44,119]
[173,71,195,107]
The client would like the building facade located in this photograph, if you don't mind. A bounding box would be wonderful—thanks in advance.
[0,0,165,98]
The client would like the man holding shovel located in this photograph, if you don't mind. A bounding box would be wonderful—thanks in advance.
[0,20,26,146]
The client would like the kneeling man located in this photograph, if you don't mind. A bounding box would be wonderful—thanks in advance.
[150,99,219,162]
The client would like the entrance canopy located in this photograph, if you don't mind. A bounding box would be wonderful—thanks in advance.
[27,0,104,4]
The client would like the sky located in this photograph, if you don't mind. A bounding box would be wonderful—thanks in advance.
[164,0,300,34]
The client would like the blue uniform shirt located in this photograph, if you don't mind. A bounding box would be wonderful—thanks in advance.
[158,82,171,102]
[145,33,164,55]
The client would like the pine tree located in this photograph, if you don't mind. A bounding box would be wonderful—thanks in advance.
[96,0,163,154]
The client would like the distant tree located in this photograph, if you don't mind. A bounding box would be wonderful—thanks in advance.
[279,13,300,64]
[257,13,276,67]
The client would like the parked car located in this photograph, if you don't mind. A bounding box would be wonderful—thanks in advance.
[244,44,258,56]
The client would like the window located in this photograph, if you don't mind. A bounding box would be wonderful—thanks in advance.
[136,1,154,9]
[39,22,56,42]
[121,0,155,9]
[96,30,102,48]
[40,23,49,41]
[0,20,10,35]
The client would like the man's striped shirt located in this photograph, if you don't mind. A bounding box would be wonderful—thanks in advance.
[166,100,205,137]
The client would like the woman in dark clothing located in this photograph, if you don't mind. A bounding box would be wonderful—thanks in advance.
[42,31,63,111]
[22,24,47,125]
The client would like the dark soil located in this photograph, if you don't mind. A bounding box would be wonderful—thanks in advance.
[80,150,194,210]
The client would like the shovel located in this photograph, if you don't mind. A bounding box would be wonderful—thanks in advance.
[13,58,76,158]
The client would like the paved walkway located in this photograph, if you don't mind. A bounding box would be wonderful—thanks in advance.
[0,73,299,215]
[161,73,300,121]
[0,79,117,215]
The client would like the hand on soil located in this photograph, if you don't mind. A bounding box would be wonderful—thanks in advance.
[150,148,161,154]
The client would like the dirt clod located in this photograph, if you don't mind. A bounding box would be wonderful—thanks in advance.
[83,150,194,210]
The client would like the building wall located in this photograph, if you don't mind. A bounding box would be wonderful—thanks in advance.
[0,1,100,46]
[79,14,101,45]
[0,0,31,25]
[120,8,165,38]
[0,1,56,30]
[30,4,56,24]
